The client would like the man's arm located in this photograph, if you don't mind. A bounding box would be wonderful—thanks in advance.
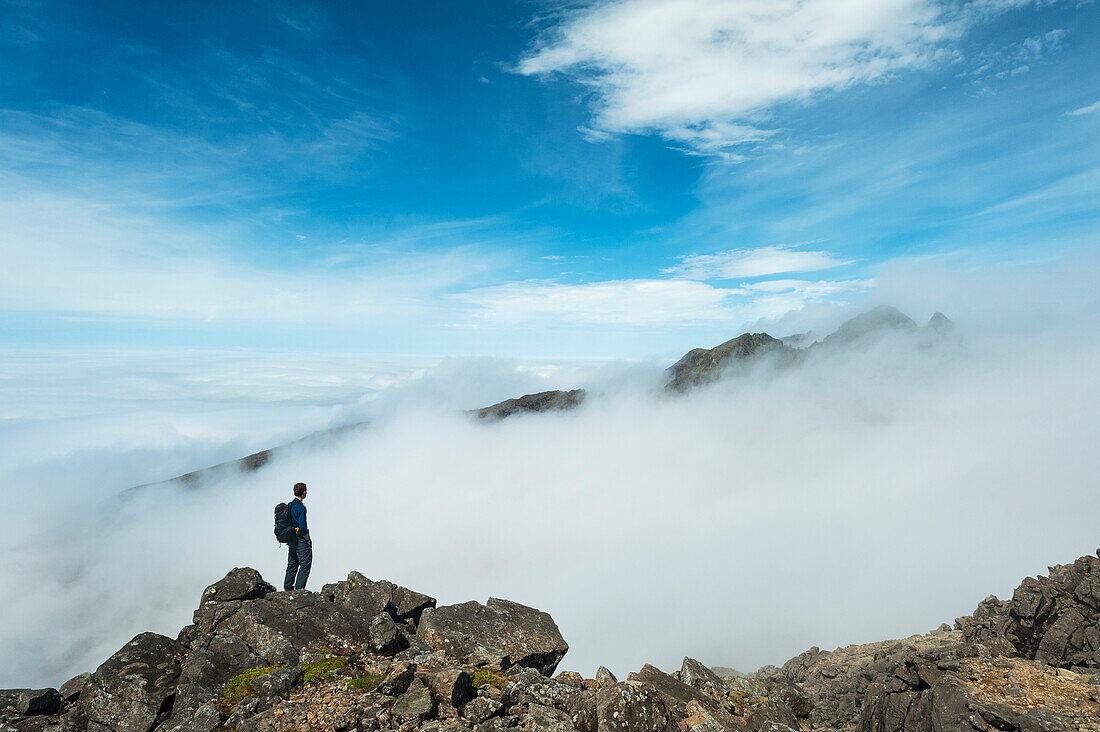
[295,502,310,543]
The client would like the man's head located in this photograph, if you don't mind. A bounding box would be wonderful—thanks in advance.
[293,482,307,499]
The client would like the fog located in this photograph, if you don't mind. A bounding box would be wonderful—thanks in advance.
[3,261,1100,688]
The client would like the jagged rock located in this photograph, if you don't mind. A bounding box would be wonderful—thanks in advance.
[368,612,410,654]
[329,571,437,626]
[199,567,275,606]
[501,668,582,713]
[0,690,60,717]
[393,677,437,722]
[182,588,375,666]
[171,629,267,722]
[462,696,502,724]
[522,702,576,730]
[72,632,182,732]
[958,551,1100,669]
[666,333,793,392]
[744,700,797,732]
[555,671,586,689]
[423,667,476,709]
[163,702,221,732]
[58,675,89,705]
[474,390,586,421]
[247,666,301,698]
[680,657,729,699]
[224,697,261,729]
[573,681,676,731]
[762,677,812,718]
[476,715,518,732]
[418,598,568,676]
[377,662,417,697]
[595,667,617,686]
[628,665,739,729]
[779,630,963,729]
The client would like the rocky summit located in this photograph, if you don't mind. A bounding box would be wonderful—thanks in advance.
[5,551,1100,732]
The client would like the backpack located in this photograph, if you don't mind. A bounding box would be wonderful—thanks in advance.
[274,502,295,543]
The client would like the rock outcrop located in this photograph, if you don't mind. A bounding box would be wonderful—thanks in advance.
[956,551,1100,669]
[472,389,587,422]
[20,508,1100,732]
[665,333,794,393]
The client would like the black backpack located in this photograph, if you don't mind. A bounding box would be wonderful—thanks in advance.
[274,502,295,543]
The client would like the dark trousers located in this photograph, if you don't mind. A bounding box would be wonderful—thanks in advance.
[284,536,312,591]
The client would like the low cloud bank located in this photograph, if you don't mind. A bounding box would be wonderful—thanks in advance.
[3,262,1099,688]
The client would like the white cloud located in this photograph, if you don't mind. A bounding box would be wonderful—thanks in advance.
[457,278,745,325]
[665,245,853,279]
[1066,100,1100,116]
[0,192,491,326]
[518,0,1058,157]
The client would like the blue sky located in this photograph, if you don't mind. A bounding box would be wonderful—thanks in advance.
[1,0,1097,357]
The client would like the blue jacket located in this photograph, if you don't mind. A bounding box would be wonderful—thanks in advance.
[290,498,308,538]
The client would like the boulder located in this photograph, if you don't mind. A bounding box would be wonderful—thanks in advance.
[522,702,576,731]
[73,632,182,732]
[462,696,502,724]
[595,667,617,685]
[329,571,436,626]
[628,665,739,730]
[162,702,221,732]
[392,678,437,722]
[247,666,301,699]
[680,657,729,699]
[744,700,797,732]
[501,668,582,713]
[58,674,90,704]
[170,629,267,722]
[423,667,476,709]
[376,662,417,697]
[183,589,375,666]
[575,681,676,732]
[198,567,274,606]
[367,612,409,654]
[0,689,61,717]
[418,598,568,676]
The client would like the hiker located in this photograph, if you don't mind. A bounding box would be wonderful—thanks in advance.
[283,482,312,590]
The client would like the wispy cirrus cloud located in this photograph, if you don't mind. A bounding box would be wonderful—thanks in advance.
[664,245,853,280]
[1066,100,1100,116]
[517,0,1066,158]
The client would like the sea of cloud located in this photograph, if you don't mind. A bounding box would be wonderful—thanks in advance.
[2,257,1099,688]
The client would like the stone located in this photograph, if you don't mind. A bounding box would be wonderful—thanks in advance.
[377,662,417,697]
[183,589,376,667]
[522,702,576,731]
[424,668,476,709]
[462,696,502,724]
[393,678,437,722]
[247,666,301,698]
[418,598,569,676]
[329,571,437,626]
[74,632,182,732]
[586,681,676,732]
[198,567,274,607]
[744,700,797,732]
[58,674,90,705]
[368,612,410,654]
[162,702,221,732]
[595,667,617,685]
[501,670,582,714]
[11,689,60,716]
[628,665,739,730]
[680,658,728,699]
[170,629,267,723]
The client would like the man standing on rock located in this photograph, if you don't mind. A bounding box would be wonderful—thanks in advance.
[284,482,312,591]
